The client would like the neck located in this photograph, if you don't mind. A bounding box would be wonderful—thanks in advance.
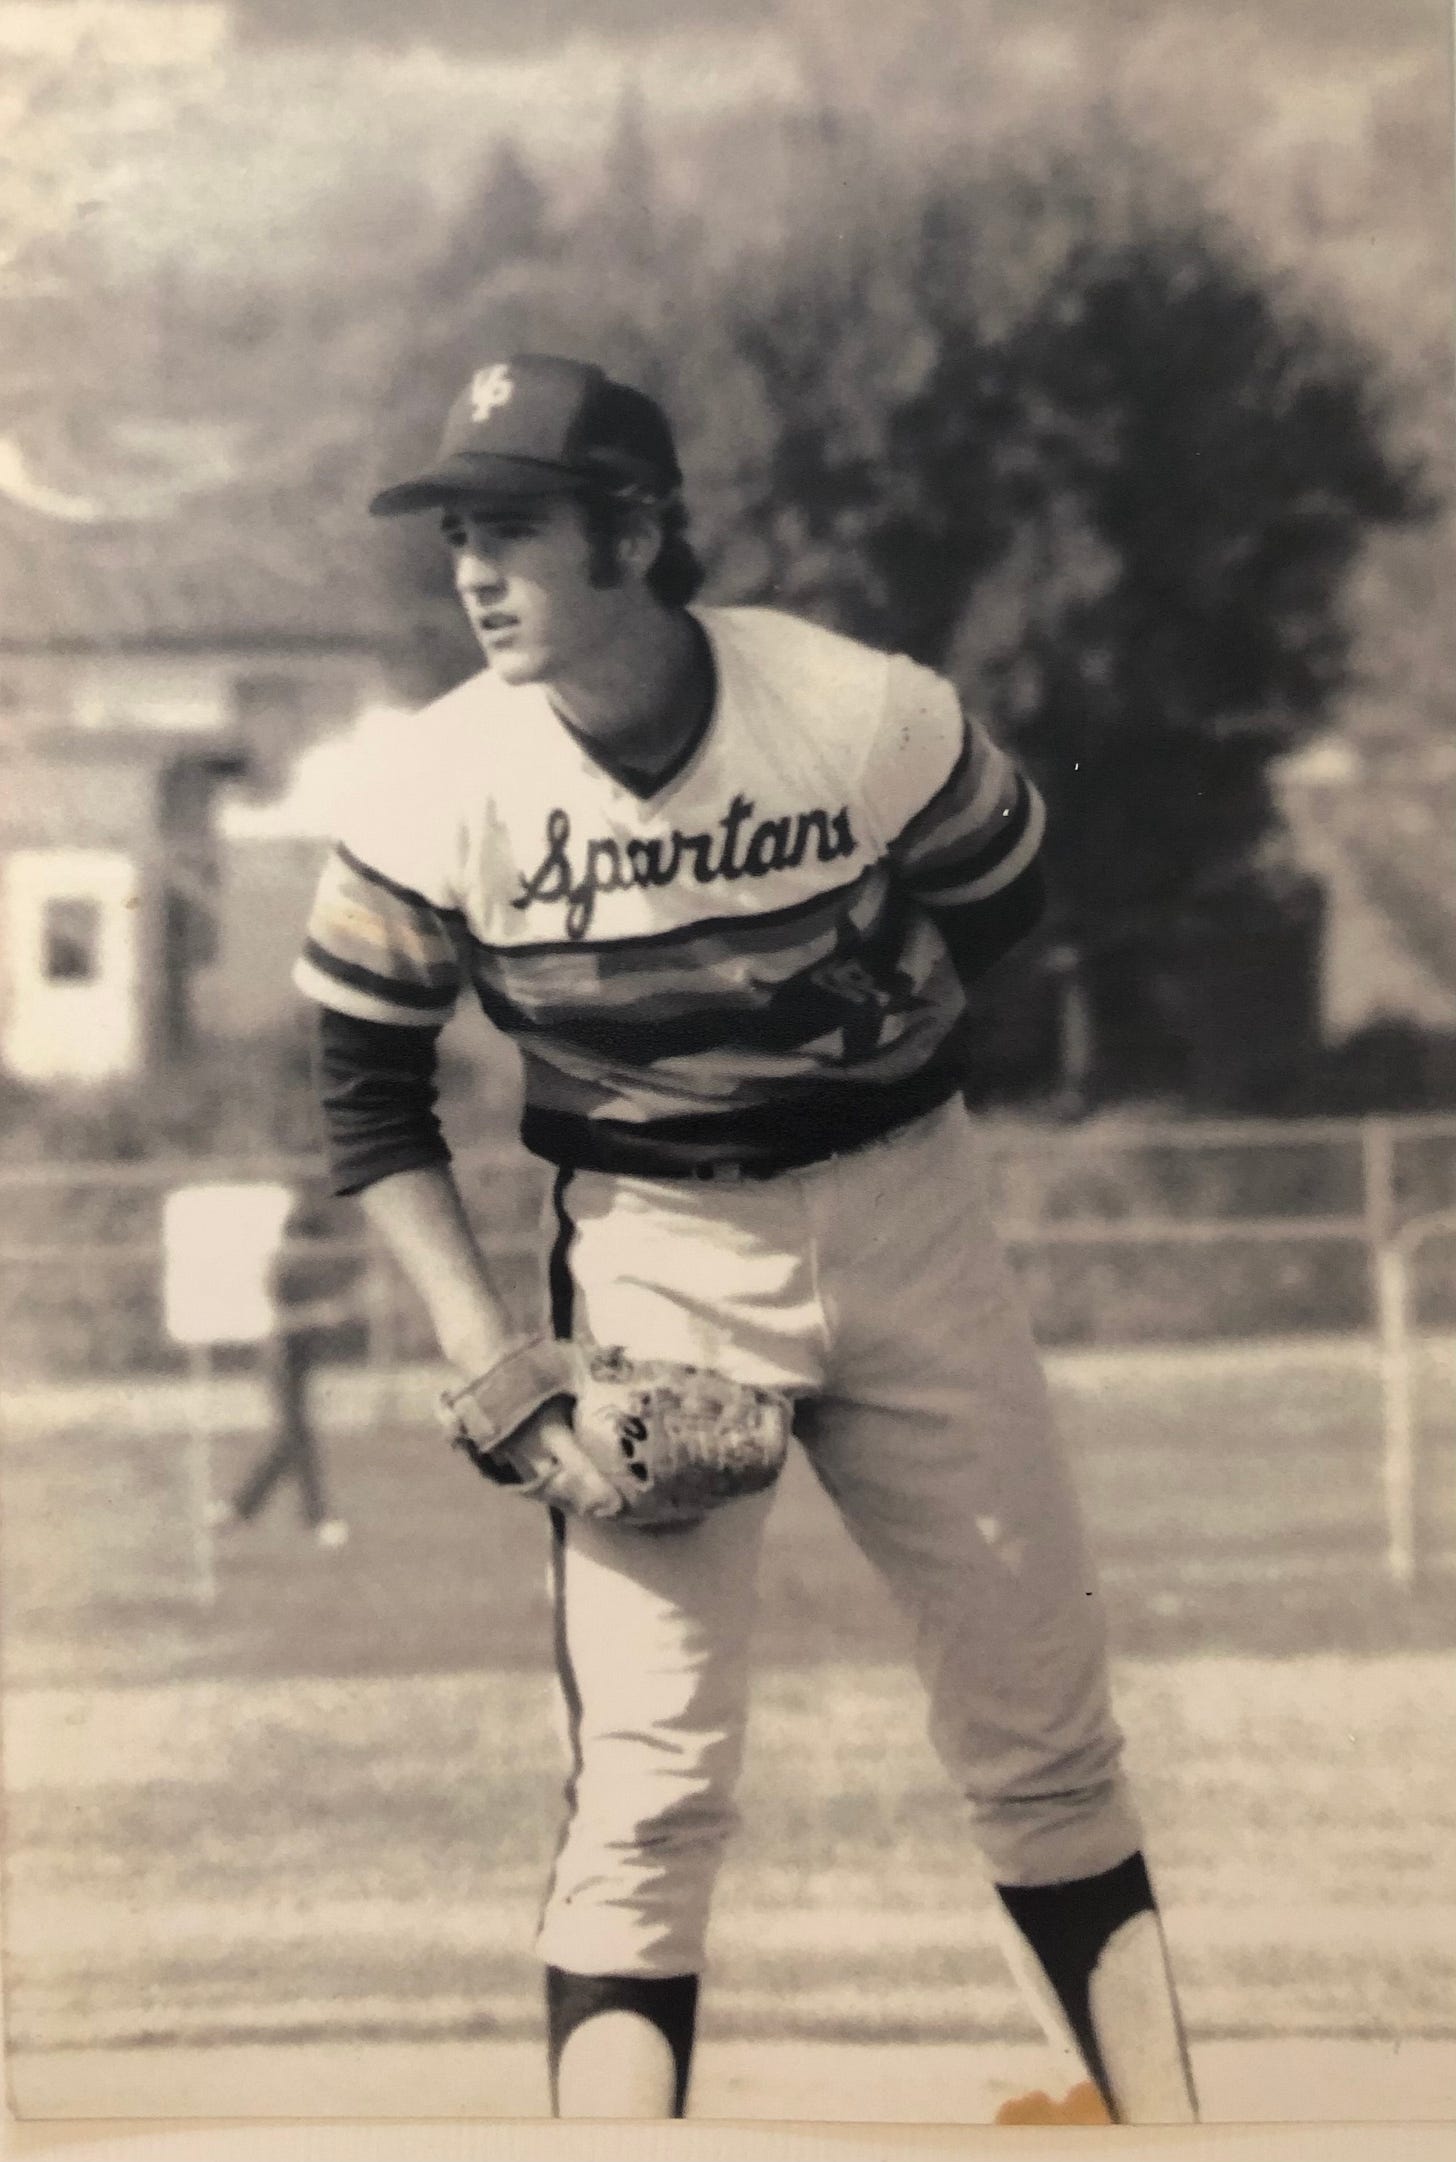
[548,603,702,759]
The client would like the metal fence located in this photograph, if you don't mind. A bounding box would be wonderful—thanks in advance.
[983,1113,1456,1586]
[2,1111,1454,1586]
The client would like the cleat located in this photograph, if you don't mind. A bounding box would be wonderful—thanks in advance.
[994,2080,1112,2125]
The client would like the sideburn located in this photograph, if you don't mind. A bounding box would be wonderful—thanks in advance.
[584,522,628,590]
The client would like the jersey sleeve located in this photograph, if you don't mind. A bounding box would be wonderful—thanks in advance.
[291,711,465,1029]
[874,654,1048,977]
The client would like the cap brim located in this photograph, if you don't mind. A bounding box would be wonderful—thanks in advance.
[368,454,583,518]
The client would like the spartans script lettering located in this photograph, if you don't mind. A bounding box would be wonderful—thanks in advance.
[512,793,858,940]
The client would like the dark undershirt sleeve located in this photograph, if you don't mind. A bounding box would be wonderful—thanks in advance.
[311,1005,452,1198]
[926,855,1048,986]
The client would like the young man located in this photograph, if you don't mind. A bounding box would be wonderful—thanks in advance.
[294,353,1198,2123]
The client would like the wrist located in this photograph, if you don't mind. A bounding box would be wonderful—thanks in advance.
[431,1285,519,1373]
[439,1319,519,1377]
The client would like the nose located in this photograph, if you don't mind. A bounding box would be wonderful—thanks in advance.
[454,539,506,597]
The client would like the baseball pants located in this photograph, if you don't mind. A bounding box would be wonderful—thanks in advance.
[533,1095,1142,1979]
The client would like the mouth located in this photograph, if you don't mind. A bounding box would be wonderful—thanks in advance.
[474,611,518,640]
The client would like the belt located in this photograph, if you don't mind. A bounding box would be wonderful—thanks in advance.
[676,1105,944,1184]
[532,1070,963,1186]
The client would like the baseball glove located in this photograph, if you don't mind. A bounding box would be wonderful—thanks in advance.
[438,1338,794,1529]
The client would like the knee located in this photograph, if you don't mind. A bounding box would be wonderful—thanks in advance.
[967,1770,1144,1890]
[580,1778,741,1867]
[570,1714,747,1850]
[541,1787,737,1979]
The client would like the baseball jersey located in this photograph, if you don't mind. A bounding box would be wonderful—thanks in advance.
[294,605,1044,1176]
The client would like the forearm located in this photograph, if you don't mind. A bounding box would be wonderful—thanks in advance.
[357,1164,518,1374]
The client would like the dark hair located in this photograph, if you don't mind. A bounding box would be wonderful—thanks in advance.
[576,487,705,607]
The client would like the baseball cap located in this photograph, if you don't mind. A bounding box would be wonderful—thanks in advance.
[368,353,682,517]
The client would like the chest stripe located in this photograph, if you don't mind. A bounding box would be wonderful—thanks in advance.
[462,877,896,1023]
[467,860,878,963]
[460,887,930,1066]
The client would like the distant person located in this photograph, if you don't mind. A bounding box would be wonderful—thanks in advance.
[210,1185,360,1549]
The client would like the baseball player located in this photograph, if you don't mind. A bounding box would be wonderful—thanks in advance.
[293,353,1199,2123]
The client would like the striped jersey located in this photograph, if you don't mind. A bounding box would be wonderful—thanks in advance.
[294,605,1045,1175]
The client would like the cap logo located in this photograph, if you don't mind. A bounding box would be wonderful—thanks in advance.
[469,364,516,425]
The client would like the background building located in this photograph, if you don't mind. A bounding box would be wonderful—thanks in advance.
[0,475,398,1082]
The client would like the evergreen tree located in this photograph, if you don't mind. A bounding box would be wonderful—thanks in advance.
[585,81,660,273]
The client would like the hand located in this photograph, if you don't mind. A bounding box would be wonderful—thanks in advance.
[510,1398,624,1517]
[441,1362,624,1521]
[440,1344,794,1529]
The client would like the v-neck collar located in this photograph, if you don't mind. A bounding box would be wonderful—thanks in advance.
[554,611,719,810]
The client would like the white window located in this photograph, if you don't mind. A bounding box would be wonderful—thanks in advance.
[2,849,141,1080]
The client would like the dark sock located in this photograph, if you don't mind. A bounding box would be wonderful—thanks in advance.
[995,1850,1157,2115]
[544,1965,700,2118]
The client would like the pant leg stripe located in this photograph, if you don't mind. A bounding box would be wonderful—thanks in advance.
[536,1508,585,1962]
[536,1171,584,1974]
[547,1168,577,1341]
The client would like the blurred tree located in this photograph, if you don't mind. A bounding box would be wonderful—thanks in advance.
[0,11,172,294]
[693,150,1428,960]
[577,81,661,274]
[225,0,767,54]
[427,138,552,303]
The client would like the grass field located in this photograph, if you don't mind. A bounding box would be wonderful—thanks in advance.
[2,1338,1455,2086]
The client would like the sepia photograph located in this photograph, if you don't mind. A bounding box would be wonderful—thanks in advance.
[0,0,1454,2142]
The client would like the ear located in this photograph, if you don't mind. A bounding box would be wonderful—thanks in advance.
[615,503,664,583]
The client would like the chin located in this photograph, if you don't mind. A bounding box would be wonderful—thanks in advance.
[481,644,545,685]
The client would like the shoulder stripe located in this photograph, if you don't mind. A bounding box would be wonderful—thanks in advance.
[299,938,458,1014]
[337,842,465,922]
[919,786,1046,906]
[292,953,452,1030]
[310,901,459,984]
[898,753,1016,870]
[905,772,1035,896]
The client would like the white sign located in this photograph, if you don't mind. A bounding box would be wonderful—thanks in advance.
[161,1182,294,1347]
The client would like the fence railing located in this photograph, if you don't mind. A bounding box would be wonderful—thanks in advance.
[2,1112,1454,1586]
[981,1113,1456,1587]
